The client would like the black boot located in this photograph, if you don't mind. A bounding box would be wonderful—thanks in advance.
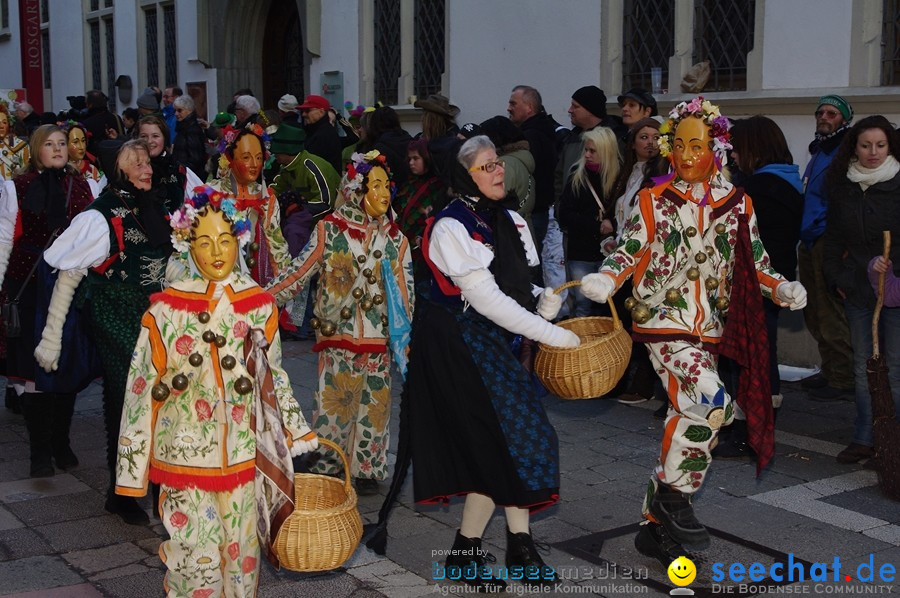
[51,393,79,470]
[711,419,754,459]
[444,530,507,593]
[21,393,54,478]
[505,527,558,586]
[5,385,21,414]
[634,522,687,568]
[648,483,710,549]
[105,469,149,526]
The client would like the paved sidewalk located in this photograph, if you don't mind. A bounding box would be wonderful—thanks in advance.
[1,338,897,597]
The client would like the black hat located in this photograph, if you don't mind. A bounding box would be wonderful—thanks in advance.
[458,122,481,139]
[571,86,607,119]
[617,88,658,116]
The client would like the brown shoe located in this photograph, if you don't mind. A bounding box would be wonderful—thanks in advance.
[836,443,874,464]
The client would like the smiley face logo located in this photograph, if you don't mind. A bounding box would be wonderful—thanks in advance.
[667,556,696,586]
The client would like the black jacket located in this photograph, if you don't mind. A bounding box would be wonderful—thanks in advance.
[557,170,614,262]
[823,169,900,309]
[358,128,413,187]
[519,112,558,213]
[304,118,342,173]
[82,107,124,156]
[173,114,208,177]
[743,172,802,280]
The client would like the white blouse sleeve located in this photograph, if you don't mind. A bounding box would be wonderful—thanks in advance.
[0,180,18,246]
[509,210,540,267]
[44,209,112,271]
[428,217,495,278]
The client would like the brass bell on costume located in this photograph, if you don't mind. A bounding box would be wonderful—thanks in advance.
[372,294,384,305]
[189,353,203,367]
[340,307,353,319]
[202,330,216,343]
[234,376,253,395]
[623,297,638,311]
[215,335,227,348]
[373,250,383,259]
[694,252,707,264]
[631,302,652,324]
[665,288,682,304]
[198,311,211,324]
[706,246,715,257]
[221,355,237,370]
[715,296,730,311]
[705,276,719,291]
[686,267,701,281]
[320,321,337,336]
[309,317,321,329]
[249,242,260,252]
[151,383,170,402]
[357,255,366,264]
[351,288,364,300]
[381,315,389,326]
[172,374,189,391]
[366,276,377,285]
[685,226,697,238]
[362,268,372,278]
[246,256,257,268]
[360,298,374,312]
[715,223,726,235]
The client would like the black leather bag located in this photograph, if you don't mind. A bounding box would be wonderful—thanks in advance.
[1,300,20,338]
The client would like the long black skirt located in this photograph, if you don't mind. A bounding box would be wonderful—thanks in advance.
[407,302,559,512]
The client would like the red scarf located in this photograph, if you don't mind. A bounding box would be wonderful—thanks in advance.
[718,214,774,474]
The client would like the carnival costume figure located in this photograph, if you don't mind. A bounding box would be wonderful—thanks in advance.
[38,139,181,524]
[115,187,317,597]
[0,125,93,477]
[64,121,107,198]
[406,136,579,592]
[266,151,414,494]
[580,97,808,564]
[0,103,29,181]
[208,124,290,287]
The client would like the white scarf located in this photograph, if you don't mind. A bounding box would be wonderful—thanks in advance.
[847,155,900,191]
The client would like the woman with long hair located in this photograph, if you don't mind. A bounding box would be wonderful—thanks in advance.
[611,118,667,239]
[0,125,93,477]
[557,126,621,317]
[823,115,900,464]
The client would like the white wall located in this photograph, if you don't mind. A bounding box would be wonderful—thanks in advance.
[761,0,853,90]
[176,0,217,118]
[48,0,85,113]
[309,0,359,111]
[112,1,138,114]
[446,0,603,127]
[0,1,23,89]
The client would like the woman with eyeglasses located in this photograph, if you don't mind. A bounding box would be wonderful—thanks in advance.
[405,136,579,592]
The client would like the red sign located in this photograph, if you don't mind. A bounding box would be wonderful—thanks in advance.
[19,0,43,113]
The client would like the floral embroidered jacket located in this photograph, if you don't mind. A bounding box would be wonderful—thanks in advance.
[115,274,310,497]
[600,177,787,344]
[267,201,414,354]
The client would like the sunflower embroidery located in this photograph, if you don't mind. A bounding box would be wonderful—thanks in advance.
[321,370,364,424]
[322,251,356,298]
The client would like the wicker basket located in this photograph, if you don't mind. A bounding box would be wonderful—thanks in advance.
[273,438,363,572]
[534,281,633,400]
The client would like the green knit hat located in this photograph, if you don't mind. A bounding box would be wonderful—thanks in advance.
[269,124,307,155]
[212,111,236,127]
[817,95,853,123]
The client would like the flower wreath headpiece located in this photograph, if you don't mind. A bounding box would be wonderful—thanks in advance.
[216,122,271,163]
[170,185,252,253]
[57,119,92,138]
[658,96,732,167]
[344,150,392,195]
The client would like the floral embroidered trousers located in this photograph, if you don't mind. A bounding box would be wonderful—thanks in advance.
[641,339,734,518]
[312,347,392,479]
[159,482,260,598]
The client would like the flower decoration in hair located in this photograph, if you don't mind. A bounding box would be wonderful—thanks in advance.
[657,96,731,166]
[170,185,252,253]
[216,122,271,163]
[344,150,390,194]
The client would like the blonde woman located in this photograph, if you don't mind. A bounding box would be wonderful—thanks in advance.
[557,126,621,316]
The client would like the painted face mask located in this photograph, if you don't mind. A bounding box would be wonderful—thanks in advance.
[363,166,391,218]
[190,208,239,281]
[68,127,87,162]
[672,116,716,183]
[231,134,263,186]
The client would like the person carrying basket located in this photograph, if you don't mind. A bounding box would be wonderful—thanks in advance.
[580,97,807,566]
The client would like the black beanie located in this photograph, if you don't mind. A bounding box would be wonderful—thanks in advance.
[571,85,607,119]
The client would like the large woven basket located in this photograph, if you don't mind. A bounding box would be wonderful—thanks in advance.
[273,438,363,572]
[534,281,633,400]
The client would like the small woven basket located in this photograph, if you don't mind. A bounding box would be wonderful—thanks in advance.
[534,281,633,400]
[273,438,363,572]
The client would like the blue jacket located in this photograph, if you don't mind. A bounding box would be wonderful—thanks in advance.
[800,133,845,245]
[162,104,177,145]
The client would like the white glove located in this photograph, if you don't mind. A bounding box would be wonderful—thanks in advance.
[165,255,188,284]
[776,281,808,311]
[454,269,580,348]
[35,269,86,372]
[580,273,616,304]
[536,287,563,320]
[290,427,319,457]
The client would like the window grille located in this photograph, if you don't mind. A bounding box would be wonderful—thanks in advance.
[1,0,7,30]
[105,16,115,111]
[42,30,50,88]
[40,0,47,23]
[146,7,159,87]
[283,12,304,98]
[414,0,445,98]
[90,0,99,11]
[90,21,101,91]
[692,0,755,92]
[163,4,177,86]
[374,0,401,105]
[882,0,900,85]
[622,0,674,92]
